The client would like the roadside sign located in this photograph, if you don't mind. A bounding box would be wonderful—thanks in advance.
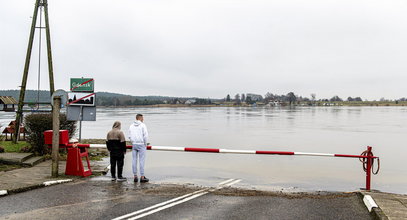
[68,92,96,106]
[70,78,94,92]
[67,106,96,121]
[51,89,67,107]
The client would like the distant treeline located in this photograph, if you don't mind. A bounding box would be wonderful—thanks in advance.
[2,90,406,107]
[0,90,215,106]
[0,90,51,103]
[225,92,407,104]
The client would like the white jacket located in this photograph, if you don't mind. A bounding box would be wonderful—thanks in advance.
[128,120,148,145]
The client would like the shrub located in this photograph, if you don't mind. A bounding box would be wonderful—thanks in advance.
[24,113,76,155]
[20,146,31,153]
[0,146,4,153]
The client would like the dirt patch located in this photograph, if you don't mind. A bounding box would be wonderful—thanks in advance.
[214,187,356,199]
[141,183,356,199]
[143,184,204,196]
[0,163,22,172]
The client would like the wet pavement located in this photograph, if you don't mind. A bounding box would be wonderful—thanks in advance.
[0,177,373,220]
[1,153,406,219]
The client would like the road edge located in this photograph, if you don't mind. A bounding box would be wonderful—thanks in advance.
[0,179,74,197]
[357,192,389,220]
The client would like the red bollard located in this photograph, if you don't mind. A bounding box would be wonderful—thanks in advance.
[365,146,373,191]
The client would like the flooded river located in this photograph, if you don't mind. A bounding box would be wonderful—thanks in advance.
[1,106,406,194]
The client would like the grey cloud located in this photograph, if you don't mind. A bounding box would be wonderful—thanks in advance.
[1,0,407,100]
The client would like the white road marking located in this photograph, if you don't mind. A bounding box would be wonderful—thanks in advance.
[112,178,241,220]
[112,189,207,220]
[217,178,238,186]
[128,191,210,220]
[221,179,241,188]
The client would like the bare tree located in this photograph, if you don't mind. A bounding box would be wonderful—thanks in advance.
[287,92,297,106]
[234,94,241,104]
[311,93,316,102]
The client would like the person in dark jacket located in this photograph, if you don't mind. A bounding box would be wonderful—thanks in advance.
[106,121,127,181]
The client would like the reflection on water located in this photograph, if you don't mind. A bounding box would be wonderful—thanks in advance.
[1,106,406,194]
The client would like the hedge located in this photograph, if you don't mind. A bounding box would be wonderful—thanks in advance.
[24,113,76,155]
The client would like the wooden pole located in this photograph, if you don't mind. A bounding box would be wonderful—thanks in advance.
[52,96,61,177]
[43,0,55,95]
[13,0,41,143]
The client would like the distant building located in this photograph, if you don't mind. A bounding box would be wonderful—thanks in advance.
[0,96,17,112]
[246,93,263,101]
[267,101,281,107]
[185,99,196,105]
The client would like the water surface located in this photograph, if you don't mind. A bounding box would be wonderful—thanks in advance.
[1,107,406,194]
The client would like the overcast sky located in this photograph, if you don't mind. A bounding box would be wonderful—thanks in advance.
[1,0,406,100]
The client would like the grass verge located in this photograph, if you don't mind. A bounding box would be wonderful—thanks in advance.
[0,141,31,153]
[0,163,22,172]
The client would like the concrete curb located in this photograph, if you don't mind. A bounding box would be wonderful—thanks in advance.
[357,192,389,220]
[0,190,7,196]
[43,179,73,186]
[363,195,378,212]
[0,179,73,197]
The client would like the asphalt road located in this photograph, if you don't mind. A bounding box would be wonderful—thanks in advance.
[0,177,373,220]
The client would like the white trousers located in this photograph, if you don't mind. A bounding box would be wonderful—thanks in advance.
[132,144,146,176]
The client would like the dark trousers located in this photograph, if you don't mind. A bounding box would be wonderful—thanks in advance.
[110,154,124,178]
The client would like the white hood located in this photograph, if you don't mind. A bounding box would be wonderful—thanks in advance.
[133,121,142,126]
[128,120,148,145]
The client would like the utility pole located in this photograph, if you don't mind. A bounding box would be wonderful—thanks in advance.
[14,0,55,143]
[51,96,61,177]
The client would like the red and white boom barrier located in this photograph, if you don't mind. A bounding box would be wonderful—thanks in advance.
[70,144,379,190]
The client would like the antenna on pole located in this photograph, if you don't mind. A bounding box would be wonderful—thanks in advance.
[13,0,55,143]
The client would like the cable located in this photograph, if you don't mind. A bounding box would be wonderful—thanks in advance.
[359,149,380,175]
[36,5,43,111]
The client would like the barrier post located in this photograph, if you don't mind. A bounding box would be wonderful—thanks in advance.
[366,146,372,191]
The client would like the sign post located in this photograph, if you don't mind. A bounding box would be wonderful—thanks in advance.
[67,78,96,141]
[70,78,94,92]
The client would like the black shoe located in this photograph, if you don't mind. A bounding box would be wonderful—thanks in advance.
[111,177,116,181]
[140,177,149,183]
[134,176,138,182]
[117,177,126,182]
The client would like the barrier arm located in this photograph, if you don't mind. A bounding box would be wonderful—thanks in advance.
[69,144,379,190]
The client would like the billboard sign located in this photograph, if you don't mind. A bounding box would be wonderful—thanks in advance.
[70,78,94,92]
[67,92,96,106]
